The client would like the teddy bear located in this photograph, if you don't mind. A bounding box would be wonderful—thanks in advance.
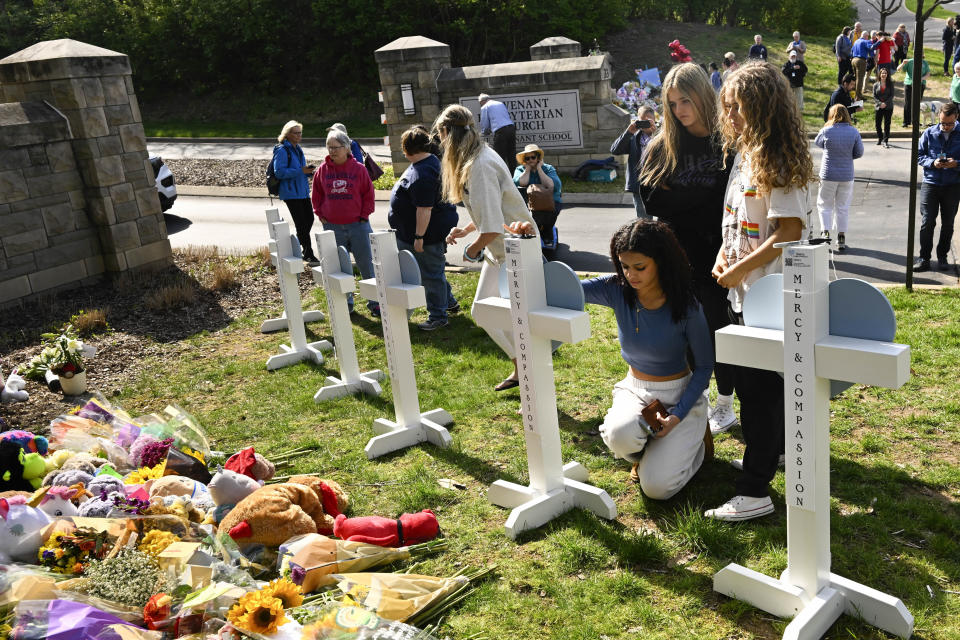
[224,447,275,482]
[37,485,81,517]
[207,469,260,524]
[88,474,125,497]
[43,450,74,475]
[42,468,94,488]
[1,440,35,492]
[0,430,49,455]
[0,496,50,563]
[0,367,28,403]
[217,478,348,547]
[332,509,439,546]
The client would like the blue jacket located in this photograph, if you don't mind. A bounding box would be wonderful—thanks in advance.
[918,124,960,185]
[273,140,310,200]
[851,38,874,59]
[610,128,651,194]
[815,123,863,182]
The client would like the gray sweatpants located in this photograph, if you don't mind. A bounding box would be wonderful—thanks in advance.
[599,372,708,500]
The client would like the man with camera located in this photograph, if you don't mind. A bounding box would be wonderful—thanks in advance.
[610,106,657,218]
[916,102,960,272]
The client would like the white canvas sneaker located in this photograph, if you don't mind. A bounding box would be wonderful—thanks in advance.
[709,404,738,434]
[704,495,775,521]
[730,454,786,471]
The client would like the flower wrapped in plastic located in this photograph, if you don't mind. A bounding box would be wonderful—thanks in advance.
[279,534,446,593]
[333,573,467,623]
[299,605,439,640]
[8,599,149,640]
[37,527,113,574]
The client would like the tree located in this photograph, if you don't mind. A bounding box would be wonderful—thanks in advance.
[864,0,903,32]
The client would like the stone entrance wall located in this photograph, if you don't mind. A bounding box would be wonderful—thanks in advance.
[0,39,171,306]
[375,36,629,175]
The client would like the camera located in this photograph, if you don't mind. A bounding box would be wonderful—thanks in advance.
[635,119,652,129]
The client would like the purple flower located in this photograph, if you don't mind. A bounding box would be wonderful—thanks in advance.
[290,565,305,585]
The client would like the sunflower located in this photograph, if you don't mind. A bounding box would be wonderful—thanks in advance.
[234,593,287,635]
[262,578,304,609]
[124,462,166,485]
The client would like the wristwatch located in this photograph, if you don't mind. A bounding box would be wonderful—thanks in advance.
[414,235,425,240]
[463,246,484,263]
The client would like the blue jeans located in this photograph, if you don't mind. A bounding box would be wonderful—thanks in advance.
[323,219,378,312]
[919,182,960,261]
[632,192,651,219]
[397,239,456,321]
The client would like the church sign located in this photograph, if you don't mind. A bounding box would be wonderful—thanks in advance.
[460,90,583,149]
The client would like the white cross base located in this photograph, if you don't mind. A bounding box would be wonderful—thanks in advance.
[357,231,452,459]
[713,243,912,640]
[260,209,323,333]
[265,220,332,370]
[473,236,616,539]
[310,230,384,401]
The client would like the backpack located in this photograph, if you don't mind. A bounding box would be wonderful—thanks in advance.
[266,144,293,196]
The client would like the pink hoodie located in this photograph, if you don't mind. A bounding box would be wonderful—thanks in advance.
[311,156,375,224]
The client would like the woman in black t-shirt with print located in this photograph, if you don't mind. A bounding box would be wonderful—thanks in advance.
[638,62,737,436]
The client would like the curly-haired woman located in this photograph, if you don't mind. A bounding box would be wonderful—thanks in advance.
[707,61,814,522]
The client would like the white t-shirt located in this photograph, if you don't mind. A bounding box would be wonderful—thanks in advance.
[720,152,811,312]
[461,146,537,263]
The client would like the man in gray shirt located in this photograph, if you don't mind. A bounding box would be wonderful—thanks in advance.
[835,26,853,85]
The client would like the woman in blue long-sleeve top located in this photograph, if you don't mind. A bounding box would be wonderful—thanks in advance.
[584,219,714,499]
[815,105,864,251]
[274,120,317,262]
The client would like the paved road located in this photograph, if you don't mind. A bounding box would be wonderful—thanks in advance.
[148,140,392,163]
[854,0,948,56]
[158,140,959,286]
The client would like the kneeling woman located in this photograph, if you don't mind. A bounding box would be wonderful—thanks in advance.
[585,219,714,499]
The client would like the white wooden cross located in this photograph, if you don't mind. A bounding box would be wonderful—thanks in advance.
[264,220,333,371]
[713,242,913,640]
[356,231,453,459]
[310,229,384,401]
[472,235,617,539]
[260,208,324,334]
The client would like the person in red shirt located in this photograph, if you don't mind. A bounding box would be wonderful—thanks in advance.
[874,31,897,77]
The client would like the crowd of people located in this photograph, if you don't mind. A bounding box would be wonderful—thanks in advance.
[265,20,960,522]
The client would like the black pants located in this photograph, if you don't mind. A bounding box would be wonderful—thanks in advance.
[919,182,960,261]
[903,83,924,126]
[837,58,852,85]
[694,276,735,396]
[875,108,892,142]
[493,125,517,174]
[728,305,784,498]
[946,44,955,74]
[283,198,316,260]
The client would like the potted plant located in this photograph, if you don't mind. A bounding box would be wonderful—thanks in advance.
[21,324,95,395]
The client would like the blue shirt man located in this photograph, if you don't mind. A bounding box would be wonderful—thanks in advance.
[915,103,960,271]
[479,93,518,172]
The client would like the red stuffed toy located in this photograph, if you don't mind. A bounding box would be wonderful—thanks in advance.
[333,509,439,546]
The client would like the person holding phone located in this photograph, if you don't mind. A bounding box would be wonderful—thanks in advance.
[513,143,562,256]
[610,106,657,218]
[274,120,318,264]
[915,101,960,272]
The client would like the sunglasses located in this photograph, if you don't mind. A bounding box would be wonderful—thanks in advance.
[523,154,540,162]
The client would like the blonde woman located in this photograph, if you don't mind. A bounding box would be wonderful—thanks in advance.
[274,120,317,262]
[707,62,814,521]
[638,62,736,436]
[434,104,537,391]
[816,104,863,251]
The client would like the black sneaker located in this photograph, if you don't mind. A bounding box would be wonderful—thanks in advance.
[938,258,951,271]
[370,306,382,318]
[876,139,883,146]
[914,258,931,272]
[447,301,461,314]
[418,318,449,331]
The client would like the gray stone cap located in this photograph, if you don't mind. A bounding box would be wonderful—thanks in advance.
[0,101,71,149]
[438,55,608,91]
[531,36,580,48]
[375,36,451,63]
[0,38,130,83]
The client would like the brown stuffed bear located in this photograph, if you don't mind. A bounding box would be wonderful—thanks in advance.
[217,478,348,547]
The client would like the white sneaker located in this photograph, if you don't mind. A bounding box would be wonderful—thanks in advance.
[709,404,738,434]
[704,495,775,521]
[730,454,785,471]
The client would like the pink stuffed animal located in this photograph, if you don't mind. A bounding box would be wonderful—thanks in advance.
[332,509,440,546]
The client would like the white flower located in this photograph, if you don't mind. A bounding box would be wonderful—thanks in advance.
[66,338,84,354]
[41,346,58,359]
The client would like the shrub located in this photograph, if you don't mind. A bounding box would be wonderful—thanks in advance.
[144,281,197,311]
[209,263,238,291]
[70,309,110,337]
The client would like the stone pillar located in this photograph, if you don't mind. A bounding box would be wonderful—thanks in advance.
[0,39,171,274]
[530,37,581,61]
[374,36,451,173]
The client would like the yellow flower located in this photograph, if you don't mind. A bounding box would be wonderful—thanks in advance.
[54,548,64,559]
[262,578,303,609]
[233,594,287,635]
[125,462,166,485]
[138,529,180,556]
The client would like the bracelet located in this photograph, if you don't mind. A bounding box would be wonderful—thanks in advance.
[462,246,484,263]
[414,235,425,240]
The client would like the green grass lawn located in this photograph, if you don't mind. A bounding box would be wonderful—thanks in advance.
[905,0,956,21]
[105,252,960,640]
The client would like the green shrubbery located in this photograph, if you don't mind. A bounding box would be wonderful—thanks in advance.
[628,0,855,35]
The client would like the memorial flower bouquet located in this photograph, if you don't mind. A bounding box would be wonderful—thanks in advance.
[668,39,693,63]
[226,578,303,635]
[37,527,113,574]
[613,68,661,116]
[21,324,92,381]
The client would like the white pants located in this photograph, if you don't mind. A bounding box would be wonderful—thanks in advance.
[599,373,708,500]
[471,260,515,358]
[792,86,804,111]
[817,180,854,233]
